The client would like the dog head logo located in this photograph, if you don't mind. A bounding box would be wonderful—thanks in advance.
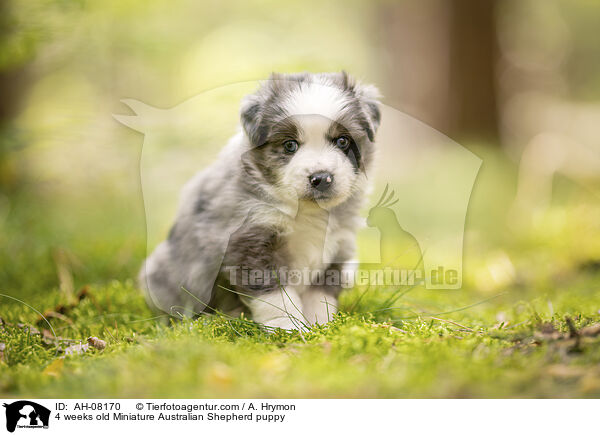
[3,401,50,432]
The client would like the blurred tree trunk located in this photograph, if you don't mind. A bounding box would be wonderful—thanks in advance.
[447,0,499,143]
[378,0,499,144]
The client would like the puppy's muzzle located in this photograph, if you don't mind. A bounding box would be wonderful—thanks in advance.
[309,171,334,192]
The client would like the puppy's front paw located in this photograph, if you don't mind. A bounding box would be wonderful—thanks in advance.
[260,316,306,332]
[301,289,337,326]
[245,287,306,332]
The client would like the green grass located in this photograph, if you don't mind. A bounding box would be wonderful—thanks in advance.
[2,279,600,398]
[1,148,600,398]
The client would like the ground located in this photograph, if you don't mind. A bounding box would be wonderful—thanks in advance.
[1,147,599,398]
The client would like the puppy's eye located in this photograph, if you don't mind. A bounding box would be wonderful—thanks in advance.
[334,136,351,150]
[283,140,298,153]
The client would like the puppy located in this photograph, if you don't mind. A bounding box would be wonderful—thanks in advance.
[140,72,381,330]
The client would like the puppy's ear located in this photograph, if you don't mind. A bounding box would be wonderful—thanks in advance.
[355,81,382,142]
[240,94,269,147]
[336,71,381,142]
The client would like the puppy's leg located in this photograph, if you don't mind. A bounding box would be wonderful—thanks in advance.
[302,262,345,325]
[223,219,305,331]
[302,288,337,326]
[244,287,306,331]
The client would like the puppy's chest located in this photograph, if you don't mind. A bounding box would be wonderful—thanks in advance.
[282,210,339,273]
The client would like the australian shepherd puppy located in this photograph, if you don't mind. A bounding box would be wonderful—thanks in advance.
[140,72,381,330]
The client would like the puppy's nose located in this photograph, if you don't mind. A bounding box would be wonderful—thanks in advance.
[309,172,334,192]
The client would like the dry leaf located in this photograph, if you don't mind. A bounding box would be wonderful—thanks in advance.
[580,324,600,337]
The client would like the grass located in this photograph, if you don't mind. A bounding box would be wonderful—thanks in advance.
[1,148,600,398]
[2,280,600,398]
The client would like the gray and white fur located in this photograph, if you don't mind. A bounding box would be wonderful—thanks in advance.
[139,72,381,330]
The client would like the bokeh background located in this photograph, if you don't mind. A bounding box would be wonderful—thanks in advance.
[1,0,599,341]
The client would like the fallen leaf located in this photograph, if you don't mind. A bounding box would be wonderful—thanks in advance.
[580,324,600,337]
[41,311,73,324]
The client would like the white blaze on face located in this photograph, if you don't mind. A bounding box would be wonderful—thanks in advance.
[283,82,348,119]
[278,113,358,208]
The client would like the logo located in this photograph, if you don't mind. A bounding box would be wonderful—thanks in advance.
[2,401,50,433]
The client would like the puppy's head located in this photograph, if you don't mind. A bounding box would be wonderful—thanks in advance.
[240,72,381,209]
